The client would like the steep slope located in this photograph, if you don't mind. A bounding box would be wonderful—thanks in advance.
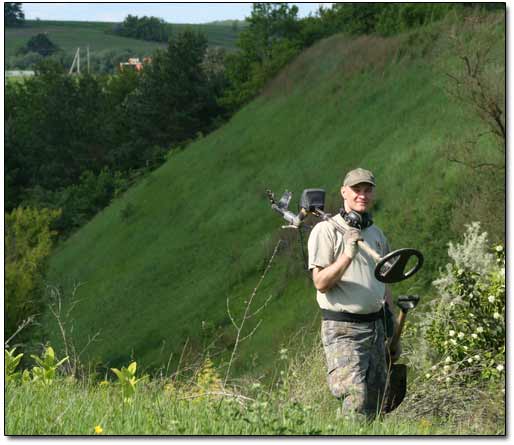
[42,17,504,376]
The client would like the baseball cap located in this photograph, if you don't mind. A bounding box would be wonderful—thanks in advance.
[343,168,376,187]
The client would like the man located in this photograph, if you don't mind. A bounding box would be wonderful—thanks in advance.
[307,167,399,418]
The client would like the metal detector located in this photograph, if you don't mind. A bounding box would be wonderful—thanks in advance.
[266,188,424,284]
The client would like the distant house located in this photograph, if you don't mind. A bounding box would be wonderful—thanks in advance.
[119,57,152,72]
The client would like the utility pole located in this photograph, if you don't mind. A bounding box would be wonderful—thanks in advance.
[69,47,79,75]
[69,47,82,75]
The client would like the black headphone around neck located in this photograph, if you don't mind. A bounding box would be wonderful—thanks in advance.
[340,208,373,230]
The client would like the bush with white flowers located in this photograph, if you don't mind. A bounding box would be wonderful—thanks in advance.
[426,223,505,381]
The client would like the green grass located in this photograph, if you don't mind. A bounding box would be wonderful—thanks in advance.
[39,16,504,382]
[5,19,242,59]
[5,378,495,436]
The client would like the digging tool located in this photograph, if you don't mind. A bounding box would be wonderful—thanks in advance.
[382,294,420,413]
[266,188,424,284]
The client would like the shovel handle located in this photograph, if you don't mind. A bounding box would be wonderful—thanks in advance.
[389,310,407,359]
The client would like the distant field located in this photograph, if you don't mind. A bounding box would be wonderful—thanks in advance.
[5,19,242,59]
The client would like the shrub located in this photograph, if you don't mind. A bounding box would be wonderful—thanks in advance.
[5,207,61,338]
[426,222,505,381]
[17,33,60,57]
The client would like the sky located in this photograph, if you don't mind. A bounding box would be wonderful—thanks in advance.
[21,2,333,24]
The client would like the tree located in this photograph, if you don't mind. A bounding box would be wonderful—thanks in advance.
[111,14,171,42]
[221,3,302,108]
[18,33,60,57]
[114,29,221,169]
[5,2,25,27]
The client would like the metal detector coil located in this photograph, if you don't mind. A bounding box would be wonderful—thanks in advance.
[375,249,424,284]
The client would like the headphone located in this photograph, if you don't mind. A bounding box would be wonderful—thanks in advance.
[340,208,373,230]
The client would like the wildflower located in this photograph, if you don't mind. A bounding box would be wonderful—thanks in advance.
[467,358,473,363]
[419,418,432,429]
[446,377,451,383]
[469,313,475,318]
[463,346,468,351]
[279,348,288,355]
[496,364,504,372]
[445,356,452,363]
[443,365,450,373]
[471,333,478,339]
[431,365,437,371]
[495,245,503,252]
[94,425,103,434]
[425,373,431,379]
[449,330,456,337]
[251,383,261,390]
[99,380,110,387]
[443,340,448,346]
[488,295,495,303]
[476,327,484,334]
[450,339,457,345]
[474,355,480,361]
[457,332,465,339]
[493,312,500,319]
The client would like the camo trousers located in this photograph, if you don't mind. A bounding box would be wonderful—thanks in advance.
[321,319,387,417]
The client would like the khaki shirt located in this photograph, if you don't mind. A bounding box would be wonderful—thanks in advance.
[308,214,390,314]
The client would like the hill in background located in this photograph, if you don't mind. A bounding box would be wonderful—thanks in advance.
[41,15,504,378]
[5,19,242,66]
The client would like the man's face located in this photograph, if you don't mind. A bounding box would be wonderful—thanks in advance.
[341,182,375,213]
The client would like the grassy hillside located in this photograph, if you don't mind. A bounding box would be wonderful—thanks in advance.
[41,15,504,379]
[5,19,242,59]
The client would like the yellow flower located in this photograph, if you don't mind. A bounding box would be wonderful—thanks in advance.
[419,418,432,429]
[94,425,103,434]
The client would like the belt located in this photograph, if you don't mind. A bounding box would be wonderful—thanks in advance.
[321,308,385,323]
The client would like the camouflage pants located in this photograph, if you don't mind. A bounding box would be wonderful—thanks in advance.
[321,319,387,417]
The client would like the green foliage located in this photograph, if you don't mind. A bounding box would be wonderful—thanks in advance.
[122,29,223,156]
[110,15,171,42]
[5,207,61,337]
[221,3,302,109]
[5,343,503,434]
[30,345,69,385]
[426,223,505,382]
[5,2,24,27]
[111,361,148,402]
[6,28,227,237]
[18,33,60,56]
[5,348,24,383]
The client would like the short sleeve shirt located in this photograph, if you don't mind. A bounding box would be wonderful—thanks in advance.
[307,213,390,314]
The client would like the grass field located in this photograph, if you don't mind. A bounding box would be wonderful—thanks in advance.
[6,338,504,435]
[4,381,479,435]
[36,13,505,384]
[5,19,242,59]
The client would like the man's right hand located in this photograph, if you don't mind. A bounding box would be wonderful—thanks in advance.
[343,228,362,259]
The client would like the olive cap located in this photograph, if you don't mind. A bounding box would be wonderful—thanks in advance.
[343,168,376,187]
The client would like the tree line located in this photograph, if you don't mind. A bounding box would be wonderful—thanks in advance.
[109,14,171,42]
